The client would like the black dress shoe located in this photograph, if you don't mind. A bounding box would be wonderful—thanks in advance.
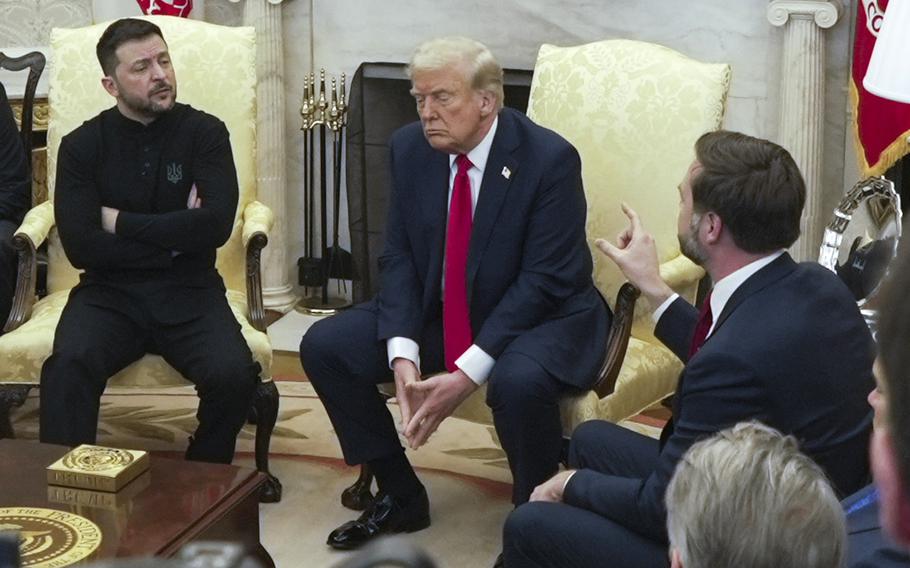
[327,488,431,550]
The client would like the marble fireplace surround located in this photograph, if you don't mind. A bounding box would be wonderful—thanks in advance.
[0,0,858,308]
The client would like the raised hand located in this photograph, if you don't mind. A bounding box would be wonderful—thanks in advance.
[595,203,674,309]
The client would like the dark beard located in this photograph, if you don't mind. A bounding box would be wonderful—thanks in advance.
[679,214,707,265]
[121,83,176,119]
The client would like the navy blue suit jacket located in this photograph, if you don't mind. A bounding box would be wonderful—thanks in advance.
[566,254,874,540]
[374,107,609,387]
[846,484,910,567]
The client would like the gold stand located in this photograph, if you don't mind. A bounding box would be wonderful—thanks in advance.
[295,295,352,316]
[298,69,351,315]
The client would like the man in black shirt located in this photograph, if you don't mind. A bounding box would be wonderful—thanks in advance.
[38,18,260,464]
[0,81,30,329]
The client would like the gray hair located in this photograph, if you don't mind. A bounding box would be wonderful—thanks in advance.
[407,36,504,111]
[665,421,846,568]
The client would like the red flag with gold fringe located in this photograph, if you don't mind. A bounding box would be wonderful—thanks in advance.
[852,0,910,176]
[135,0,194,17]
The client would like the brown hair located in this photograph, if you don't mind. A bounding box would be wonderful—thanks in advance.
[692,130,806,253]
[96,18,166,76]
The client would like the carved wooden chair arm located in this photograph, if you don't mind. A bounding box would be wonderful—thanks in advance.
[591,282,641,399]
[242,200,274,333]
[3,201,54,333]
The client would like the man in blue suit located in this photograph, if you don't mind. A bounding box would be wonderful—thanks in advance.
[301,37,609,550]
[503,131,874,567]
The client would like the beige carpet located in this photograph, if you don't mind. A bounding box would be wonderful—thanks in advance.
[9,380,662,567]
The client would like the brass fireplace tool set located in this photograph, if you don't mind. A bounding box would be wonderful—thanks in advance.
[296,69,353,315]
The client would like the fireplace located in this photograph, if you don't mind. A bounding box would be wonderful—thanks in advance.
[345,62,533,303]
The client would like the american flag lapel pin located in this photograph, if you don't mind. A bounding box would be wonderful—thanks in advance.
[501,166,511,180]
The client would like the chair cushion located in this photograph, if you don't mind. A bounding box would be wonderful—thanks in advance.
[0,289,271,386]
[45,16,257,296]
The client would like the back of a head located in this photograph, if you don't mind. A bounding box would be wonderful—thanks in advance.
[407,36,503,111]
[666,422,846,568]
[692,130,806,253]
[96,18,166,76]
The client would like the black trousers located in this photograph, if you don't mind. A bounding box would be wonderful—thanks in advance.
[300,303,575,505]
[0,219,18,329]
[39,280,260,464]
[503,421,669,567]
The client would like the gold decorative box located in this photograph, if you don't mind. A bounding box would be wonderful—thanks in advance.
[47,444,150,493]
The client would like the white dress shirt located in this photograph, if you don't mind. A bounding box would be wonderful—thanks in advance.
[387,117,500,385]
[651,250,786,337]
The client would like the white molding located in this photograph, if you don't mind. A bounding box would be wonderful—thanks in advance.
[767,0,841,29]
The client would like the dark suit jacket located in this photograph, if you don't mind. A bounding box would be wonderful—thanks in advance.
[374,107,609,387]
[846,484,910,567]
[0,81,30,225]
[565,253,874,540]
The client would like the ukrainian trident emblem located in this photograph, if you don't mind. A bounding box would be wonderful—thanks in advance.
[167,163,183,184]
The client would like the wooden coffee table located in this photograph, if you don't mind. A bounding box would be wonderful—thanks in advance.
[0,439,274,566]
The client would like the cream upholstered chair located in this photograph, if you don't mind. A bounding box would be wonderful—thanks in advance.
[0,16,282,502]
[526,39,731,428]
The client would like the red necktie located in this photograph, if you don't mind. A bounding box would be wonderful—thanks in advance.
[443,155,474,371]
[688,292,714,358]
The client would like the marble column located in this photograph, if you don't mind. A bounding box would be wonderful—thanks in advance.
[767,0,841,261]
[230,0,298,312]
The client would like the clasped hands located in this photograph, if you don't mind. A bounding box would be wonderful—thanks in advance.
[392,358,478,450]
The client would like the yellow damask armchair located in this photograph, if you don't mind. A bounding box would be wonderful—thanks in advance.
[526,39,731,428]
[0,16,282,502]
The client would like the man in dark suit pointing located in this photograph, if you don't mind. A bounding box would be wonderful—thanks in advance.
[301,36,609,550]
[503,131,874,567]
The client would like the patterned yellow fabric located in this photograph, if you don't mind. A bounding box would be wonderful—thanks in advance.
[13,201,53,249]
[0,16,272,388]
[527,39,731,428]
[242,200,274,247]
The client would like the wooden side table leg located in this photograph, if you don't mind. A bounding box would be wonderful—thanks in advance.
[0,385,32,439]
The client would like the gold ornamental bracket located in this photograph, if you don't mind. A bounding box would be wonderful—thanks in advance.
[300,69,347,132]
[0,507,102,567]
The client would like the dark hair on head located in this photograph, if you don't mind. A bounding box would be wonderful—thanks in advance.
[876,244,910,494]
[96,18,166,76]
[691,130,806,253]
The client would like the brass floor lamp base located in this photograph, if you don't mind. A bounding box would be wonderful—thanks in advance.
[295,295,352,316]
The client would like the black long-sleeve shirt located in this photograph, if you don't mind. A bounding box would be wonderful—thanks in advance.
[0,81,30,225]
[55,103,238,287]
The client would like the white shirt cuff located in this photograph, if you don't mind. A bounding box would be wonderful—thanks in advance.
[651,293,680,324]
[455,344,495,385]
[562,470,577,494]
[387,336,421,373]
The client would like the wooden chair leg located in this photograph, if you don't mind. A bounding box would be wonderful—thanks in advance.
[342,463,375,511]
[252,380,282,503]
[0,385,32,439]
